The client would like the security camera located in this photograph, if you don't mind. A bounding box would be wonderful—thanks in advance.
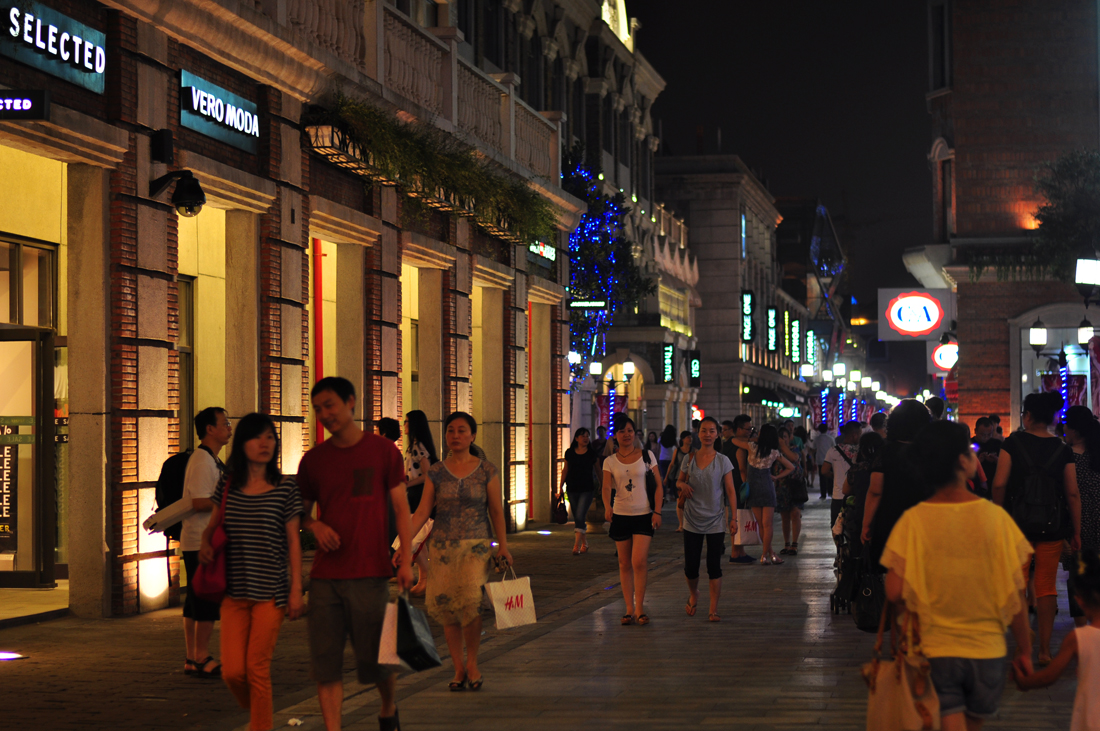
[149,170,206,217]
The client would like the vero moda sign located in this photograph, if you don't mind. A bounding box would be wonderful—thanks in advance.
[179,70,260,154]
[877,288,955,342]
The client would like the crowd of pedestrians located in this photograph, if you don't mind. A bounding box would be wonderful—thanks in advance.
[160,377,1100,730]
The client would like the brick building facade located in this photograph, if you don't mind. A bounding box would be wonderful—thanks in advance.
[905,0,1099,429]
[0,0,588,616]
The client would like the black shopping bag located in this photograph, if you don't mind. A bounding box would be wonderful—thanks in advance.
[396,594,443,672]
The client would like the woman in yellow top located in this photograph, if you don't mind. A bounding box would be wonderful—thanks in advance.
[883,421,1034,731]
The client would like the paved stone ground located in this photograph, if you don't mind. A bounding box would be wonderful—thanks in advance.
[1,498,1079,730]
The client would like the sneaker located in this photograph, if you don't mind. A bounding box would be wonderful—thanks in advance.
[729,555,756,564]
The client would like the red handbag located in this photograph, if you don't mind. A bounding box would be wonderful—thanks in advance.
[192,482,230,602]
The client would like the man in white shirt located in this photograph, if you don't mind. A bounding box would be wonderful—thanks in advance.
[180,407,231,678]
[821,420,861,531]
[812,424,836,500]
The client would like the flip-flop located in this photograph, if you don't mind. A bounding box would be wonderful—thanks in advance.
[468,676,484,691]
[621,614,634,626]
[708,613,721,622]
[636,614,650,626]
[686,600,697,616]
[449,675,467,691]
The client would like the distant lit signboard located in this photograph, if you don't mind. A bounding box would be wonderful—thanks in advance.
[529,241,556,261]
[783,310,791,357]
[878,288,955,341]
[806,329,816,364]
[791,319,801,363]
[180,70,260,153]
[0,89,48,120]
[741,290,755,342]
[662,344,675,383]
[2,2,106,93]
[767,308,778,351]
[570,300,606,309]
[688,350,701,387]
[929,341,959,373]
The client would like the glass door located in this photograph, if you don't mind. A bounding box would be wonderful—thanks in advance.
[0,324,55,587]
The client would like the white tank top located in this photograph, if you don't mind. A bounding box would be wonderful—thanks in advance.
[1073,625,1100,731]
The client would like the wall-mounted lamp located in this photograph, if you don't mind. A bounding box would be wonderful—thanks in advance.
[1029,318,1047,355]
[622,359,635,377]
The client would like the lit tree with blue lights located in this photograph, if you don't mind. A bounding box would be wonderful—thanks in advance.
[562,146,653,390]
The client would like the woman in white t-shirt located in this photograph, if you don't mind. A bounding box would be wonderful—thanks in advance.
[603,417,663,626]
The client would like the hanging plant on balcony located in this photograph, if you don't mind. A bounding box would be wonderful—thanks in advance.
[306,95,558,245]
[562,145,654,390]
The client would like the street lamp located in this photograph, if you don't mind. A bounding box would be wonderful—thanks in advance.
[822,369,833,382]
[861,376,872,388]
[622,359,636,377]
[1079,317,1095,346]
[872,380,880,391]
[847,380,857,391]
[850,369,862,382]
[589,361,603,376]
[833,363,847,377]
[836,377,846,388]
[1029,318,1047,355]
[799,363,814,378]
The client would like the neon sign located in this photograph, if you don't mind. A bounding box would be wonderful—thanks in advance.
[783,310,791,356]
[886,291,945,337]
[931,342,958,371]
[529,241,557,261]
[791,319,801,363]
[767,308,778,351]
[806,328,816,364]
[741,291,755,342]
[662,344,675,383]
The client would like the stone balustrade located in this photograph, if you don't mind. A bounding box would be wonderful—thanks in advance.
[384,10,445,116]
[287,0,366,71]
[456,59,505,152]
[514,100,554,180]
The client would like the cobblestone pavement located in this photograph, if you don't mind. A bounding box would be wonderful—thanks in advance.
[2,499,1078,730]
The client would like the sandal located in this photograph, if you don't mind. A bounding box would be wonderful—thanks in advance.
[779,543,791,555]
[760,556,771,565]
[184,658,198,676]
[621,614,634,626]
[686,600,698,617]
[579,544,589,554]
[196,656,222,678]
[708,613,721,622]
[449,674,468,692]
[789,542,798,556]
[468,675,484,691]
[769,554,785,565]
[636,614,650,626]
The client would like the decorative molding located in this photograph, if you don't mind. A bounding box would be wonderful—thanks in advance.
[400,231,456,269]
[473,255,514,289]
[309,196,383,245]
[0,103,129,167]
[177,150,277,213]
[527,275,566,304]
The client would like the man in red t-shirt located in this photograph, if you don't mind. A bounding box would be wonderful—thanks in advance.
[298,377,413,731]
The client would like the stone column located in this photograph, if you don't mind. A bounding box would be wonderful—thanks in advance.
[66,165,111,618]
[225,211,260,420]
[336,243,366,428]
[529,303,551,523]
[418,268,444,443]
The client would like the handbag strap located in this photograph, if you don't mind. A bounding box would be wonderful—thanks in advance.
[499,565,518,582]
[210,477,232,529]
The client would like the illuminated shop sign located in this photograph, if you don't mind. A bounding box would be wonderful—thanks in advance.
[767,308,778,351]
[662,344,675,383]
[930,342,958,372]
[791,319,801,363]
[783,310,791,357]
[878,288,955,341]
[180,70,260,153]
[3,3,106,93]
[529,241,556,261]
[0,89,49,120]
[569,300,606,309]
[741,290,755,342]
[806,329,816,364]
[688,350,701,387]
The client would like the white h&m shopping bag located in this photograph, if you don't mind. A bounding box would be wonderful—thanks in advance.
[485,567,537,629]
[376,602,407,672]
[732,509,760,546]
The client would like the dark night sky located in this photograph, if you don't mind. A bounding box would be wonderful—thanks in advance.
[628,0,933,393]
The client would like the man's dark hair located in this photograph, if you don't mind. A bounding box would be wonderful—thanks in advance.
[721,419,737,430]
[925,396,946,419]
[886,399,932,442]
[596,426,607,437]
[376,417,400,441]
[974,416,993,430]
[195,407,226,440]
[840,420,863,438]
[311,376,355,403]
[869,412,887,430]
[691,419,701,429]
[912,420,972,488]
[816,423,829,433]
[733,414,752,429]
[987,414,1001,424]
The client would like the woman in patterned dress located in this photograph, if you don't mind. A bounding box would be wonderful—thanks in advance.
[408,412,512,691]
[744,424,795,565]
[1064,406,1100,627]
[404,410,438,595]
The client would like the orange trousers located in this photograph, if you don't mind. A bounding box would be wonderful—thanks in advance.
[1032,540,1064,599]
[220,596,286,731]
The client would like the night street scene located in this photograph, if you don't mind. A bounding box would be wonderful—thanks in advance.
[2,0,1100,729]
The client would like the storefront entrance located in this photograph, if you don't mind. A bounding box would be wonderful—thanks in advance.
[0,324,56,588]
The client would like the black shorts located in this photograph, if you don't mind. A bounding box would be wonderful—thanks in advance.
[182,551,221,622]
[608,513,655,541]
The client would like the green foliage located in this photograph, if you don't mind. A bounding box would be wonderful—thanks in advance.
[309,95,559,245]
[1034,148,1100,281]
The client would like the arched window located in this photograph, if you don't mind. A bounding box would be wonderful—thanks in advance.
[930,138,955,242]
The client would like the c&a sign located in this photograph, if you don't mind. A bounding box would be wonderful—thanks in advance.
[877,288,955,342]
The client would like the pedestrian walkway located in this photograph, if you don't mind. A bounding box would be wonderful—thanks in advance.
[0,500,1079,730]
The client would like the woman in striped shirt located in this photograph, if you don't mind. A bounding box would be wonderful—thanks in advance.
[200,412,304,731]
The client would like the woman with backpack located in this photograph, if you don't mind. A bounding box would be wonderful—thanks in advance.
[404,410,438,596]
[744,424,795,565]
[992,391,1082,665]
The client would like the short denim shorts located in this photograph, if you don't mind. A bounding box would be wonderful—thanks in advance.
[928,656,1006,719]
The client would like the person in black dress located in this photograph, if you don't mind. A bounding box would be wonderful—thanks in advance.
[558,428,599,554]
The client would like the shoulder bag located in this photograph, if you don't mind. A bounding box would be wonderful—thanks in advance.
[641,449,659,511]
[862,604,940,730]
[192,480,230,602]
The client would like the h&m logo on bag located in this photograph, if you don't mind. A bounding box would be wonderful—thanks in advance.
[503,594,525,611]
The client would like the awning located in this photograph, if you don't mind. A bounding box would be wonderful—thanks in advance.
[741,385,783,406]
[777,387,808,405]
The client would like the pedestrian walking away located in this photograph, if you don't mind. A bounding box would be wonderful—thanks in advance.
[404,409,438,597]
[822,421,861,537]
[776,426,807,556]
[297,377,415,731]
[603,416,663,625]
[1065,406,1100,625]
[1014,546,1100,730]
[813,424,836,500]
[558,427,598,555]
[744,424,794,565]
[409,411,513,692]
[991,391,1082,666]
[199,412,305,731]
[676,416,738,622]
[180,406,231,679]
[882,420,1033,731]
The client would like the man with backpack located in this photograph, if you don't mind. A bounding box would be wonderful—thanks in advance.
[821,421,861,533]
[179,407,231,678]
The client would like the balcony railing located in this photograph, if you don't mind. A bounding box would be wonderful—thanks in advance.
[514,100,554,179]
[287,0,366,71]
[384,10,445,116]
[456,59,504,152]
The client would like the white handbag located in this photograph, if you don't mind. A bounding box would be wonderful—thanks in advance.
[732,508,760,546]
[485,567,537,629]
[376,601,406,672]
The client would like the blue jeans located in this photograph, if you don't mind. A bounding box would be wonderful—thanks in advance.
[567,491,594,532]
